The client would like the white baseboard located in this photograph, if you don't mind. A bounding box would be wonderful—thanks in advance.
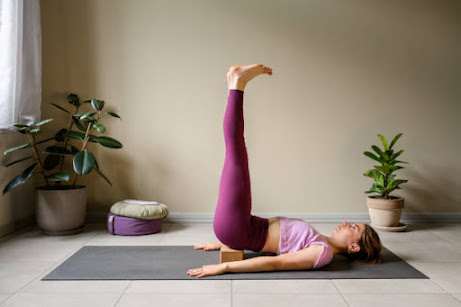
[87,212,461,224]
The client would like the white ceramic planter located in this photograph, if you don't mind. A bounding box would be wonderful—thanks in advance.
[35,185,87,235]
[367,195,404,229]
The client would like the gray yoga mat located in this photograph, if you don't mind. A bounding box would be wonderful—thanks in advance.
[42,245,427,280]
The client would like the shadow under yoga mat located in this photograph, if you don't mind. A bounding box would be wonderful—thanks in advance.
[42,246,427,280]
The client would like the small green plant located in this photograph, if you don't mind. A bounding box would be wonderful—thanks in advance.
[2,93,122,195]
[363,133,408,199]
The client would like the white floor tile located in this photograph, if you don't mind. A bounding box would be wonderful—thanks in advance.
[0,294,13,305]
[452,293,461,301]
[1,225,99,247]
[342,293,461,307]
[233,293,348,307]
[20,276,130,294]
[333,278,445,293]
[384,239,461,262]
[0,293,121,307]
[409,262,461,293]
[0,262,54,292]
[116,293,230,307]
[126,280,231,293]
[429,224,461,245]
[0,243,81,262]
[86,231,164,245]
[233,280,338,293]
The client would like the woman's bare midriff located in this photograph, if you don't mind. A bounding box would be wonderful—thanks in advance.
[260,217,280,254]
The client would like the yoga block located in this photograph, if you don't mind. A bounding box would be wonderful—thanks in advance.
[220,244,244,263]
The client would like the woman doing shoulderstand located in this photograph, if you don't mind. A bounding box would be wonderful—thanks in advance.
[187,64,383,279]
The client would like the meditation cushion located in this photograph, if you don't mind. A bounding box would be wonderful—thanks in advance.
[107,199,169,236]
[110,199,169,219]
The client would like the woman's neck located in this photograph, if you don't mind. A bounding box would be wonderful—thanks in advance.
[325,236,346,255]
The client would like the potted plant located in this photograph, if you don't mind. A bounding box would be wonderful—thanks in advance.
[363,133,409,231]
[2,93,122,235]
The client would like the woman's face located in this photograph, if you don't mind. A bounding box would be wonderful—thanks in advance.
[332,221,366,252]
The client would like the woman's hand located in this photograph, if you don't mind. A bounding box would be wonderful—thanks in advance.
[187,263,227,279]
[194,242,222,251]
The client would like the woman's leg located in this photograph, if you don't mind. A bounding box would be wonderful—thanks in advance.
[213,64,273,251]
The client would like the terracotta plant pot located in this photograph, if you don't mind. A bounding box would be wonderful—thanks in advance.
[367,195,405,230]
[35,185,87,235]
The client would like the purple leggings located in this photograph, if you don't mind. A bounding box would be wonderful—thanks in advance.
[213,89,269,252]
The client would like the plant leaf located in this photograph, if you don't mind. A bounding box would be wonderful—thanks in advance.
[80,112,97,120]
[4,156,33,167]
[43,154,61,170]
[104,111,121,119]
[67,93,80,107]
[3,143,31,155]
[12,123,30,128]
[35,119,53,127]
[73,150,95,175]
[43,145,73,156]
[387,179,408,191]
[377,134,389,151]
[371,145,389,161]
[93,124,106,133]
[46,171,70,181]
[2,163,37,195]
[63,131,86,141]
[50,102,70,114]
[389,133,403,149]
[53,128,67,142]
[91,136,122,148]
[91,99,105,111]
[363,169,385,186]
[365,183,382,195]
[363,151,385,164]
[374,165,392,175]
[71,116,88,132]
[390,149,404,160]
[70,145,80,155]
[93,160,112,186]
[29,128,41,136]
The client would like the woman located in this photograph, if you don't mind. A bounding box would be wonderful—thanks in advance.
[187,64,382,279]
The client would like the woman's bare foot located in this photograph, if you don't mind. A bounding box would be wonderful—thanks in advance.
[227,64,273,91]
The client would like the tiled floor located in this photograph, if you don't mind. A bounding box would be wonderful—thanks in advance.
[0,222,461,307]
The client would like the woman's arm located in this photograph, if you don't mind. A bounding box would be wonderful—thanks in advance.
[187,245,323,278]
[187,255,276,279]
[225,256,276,273]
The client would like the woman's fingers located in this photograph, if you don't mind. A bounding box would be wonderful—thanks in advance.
[194,243,212,250]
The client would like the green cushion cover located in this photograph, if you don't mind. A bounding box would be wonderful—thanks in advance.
[110,199,169,220]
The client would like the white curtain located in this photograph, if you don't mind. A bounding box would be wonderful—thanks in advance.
[0,0,41,134]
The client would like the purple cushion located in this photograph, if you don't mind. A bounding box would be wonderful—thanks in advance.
[107,213,163,236]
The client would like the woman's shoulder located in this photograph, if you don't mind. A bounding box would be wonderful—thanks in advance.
[310,241,334,269]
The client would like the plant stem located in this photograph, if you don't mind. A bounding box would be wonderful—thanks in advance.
[25,129,50,188]
[71,112,100,188]
[57,106,80,187]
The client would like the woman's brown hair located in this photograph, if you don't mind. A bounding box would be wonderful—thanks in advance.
[345,224,383,264]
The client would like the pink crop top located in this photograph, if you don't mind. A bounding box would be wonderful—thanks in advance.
[275,216,333,269]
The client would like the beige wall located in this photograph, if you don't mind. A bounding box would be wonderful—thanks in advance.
[36,0,460,217]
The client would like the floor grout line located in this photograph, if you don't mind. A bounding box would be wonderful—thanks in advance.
[331,280,351,307]
[113,280,132,307]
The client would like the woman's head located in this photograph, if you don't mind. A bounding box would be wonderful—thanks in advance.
[333,221,383,264]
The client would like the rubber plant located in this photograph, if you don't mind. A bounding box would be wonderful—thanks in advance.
[363,133,409,199]
[2,93,122,195]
